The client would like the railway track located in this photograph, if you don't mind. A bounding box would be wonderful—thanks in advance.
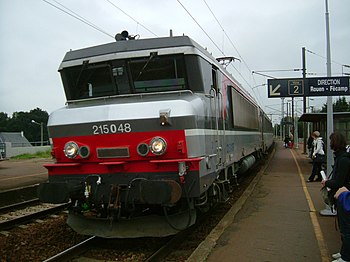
[43,236,97,262]
[0,184,39,207]
[0,200,69,231]
[41,169,260,261]
[43,231,187,262]
[0,151,272,261]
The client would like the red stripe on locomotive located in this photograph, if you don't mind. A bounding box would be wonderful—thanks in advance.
[45,130,202,175]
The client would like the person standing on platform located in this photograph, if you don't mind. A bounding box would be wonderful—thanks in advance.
[307,133,314,158]
[284,135,290,148]
[332,186,350,262]
[307,131,325,182]
[289,132,294,149]
[321,132,350,262]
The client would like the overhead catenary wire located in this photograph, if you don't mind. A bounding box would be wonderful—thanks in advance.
[44,0,265,107]
[42,0,114,39]
[176,0,224,57]
[202,0,253,75]
[105,0,158,37]
[176,0,264,106]
[200,0,265,107]
[306,48,347,67]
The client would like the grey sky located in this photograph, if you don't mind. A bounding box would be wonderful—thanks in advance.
[1,0,349,124]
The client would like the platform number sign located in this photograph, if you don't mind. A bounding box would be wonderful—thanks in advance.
[268,78,304,97]
[288,80,304,96]
[268,76,350,98]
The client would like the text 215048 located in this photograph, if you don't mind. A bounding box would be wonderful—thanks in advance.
[92,123,132,135]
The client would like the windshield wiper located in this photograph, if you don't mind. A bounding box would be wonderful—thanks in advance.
[135,52,157,81]
[75,60,89,90]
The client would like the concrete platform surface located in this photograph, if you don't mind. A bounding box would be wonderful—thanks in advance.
[0,158,51,191]
[189,143,341,262]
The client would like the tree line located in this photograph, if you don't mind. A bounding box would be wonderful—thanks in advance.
[0,108,49,144]
[320,96,350,112]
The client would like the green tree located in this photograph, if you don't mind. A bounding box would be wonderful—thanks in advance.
[321,96,350,112]
[29,108,49,143]
[1,108,49,143]
[0,112,9,132]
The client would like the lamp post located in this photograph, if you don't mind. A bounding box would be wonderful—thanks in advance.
[31,120,43,146]
[325,0,333,177]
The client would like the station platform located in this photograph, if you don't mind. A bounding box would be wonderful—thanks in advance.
[0,158,51,191]
[189,142,341,262]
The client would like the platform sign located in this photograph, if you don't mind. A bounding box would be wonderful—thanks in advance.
[308,77,350,96]
[267,76,350,98]
[268,78,304,97]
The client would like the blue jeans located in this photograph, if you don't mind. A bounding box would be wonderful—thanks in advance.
[337,202,350,260]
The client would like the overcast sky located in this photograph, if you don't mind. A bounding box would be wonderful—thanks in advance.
[1,0,349,124]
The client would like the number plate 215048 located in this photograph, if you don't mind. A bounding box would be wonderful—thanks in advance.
[92,123,131,135]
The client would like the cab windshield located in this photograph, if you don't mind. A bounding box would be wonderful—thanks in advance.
[60,54,187,100]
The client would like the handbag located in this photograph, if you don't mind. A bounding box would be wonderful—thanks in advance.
[320,186,336,207]
[314,153,326,163]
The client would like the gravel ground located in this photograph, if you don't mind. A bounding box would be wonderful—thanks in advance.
[0,214,87,261]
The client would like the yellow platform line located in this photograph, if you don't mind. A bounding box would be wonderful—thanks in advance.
[290,149,329,262]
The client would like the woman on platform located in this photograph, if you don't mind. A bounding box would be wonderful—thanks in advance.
[307,131,325,182]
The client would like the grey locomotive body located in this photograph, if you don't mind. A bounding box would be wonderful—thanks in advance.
[39,34,273,237]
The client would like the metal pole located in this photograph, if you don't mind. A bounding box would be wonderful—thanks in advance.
[295,102,299,149]
[292,97,295,148]
[286,101,289,136]
[281,98,284,140]
[288,102,291,135]
[325,0,333,176]
[40,122,43,146]
[302,47,307,154]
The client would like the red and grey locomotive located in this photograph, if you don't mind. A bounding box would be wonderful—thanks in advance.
[38,32,273,238]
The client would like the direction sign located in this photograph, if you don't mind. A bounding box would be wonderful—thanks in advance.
[308,77,350,96]
[267,76,350,98]
[268,78,304,97]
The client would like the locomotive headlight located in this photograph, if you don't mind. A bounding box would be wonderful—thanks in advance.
[150,137,167,155]
[64,141,79,159]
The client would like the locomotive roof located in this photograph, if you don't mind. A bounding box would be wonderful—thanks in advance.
[60,35,258,107]
[62,36,207,62]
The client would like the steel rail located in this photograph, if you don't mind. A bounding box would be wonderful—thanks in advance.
[43,236,96,262]
[0,203,69,231]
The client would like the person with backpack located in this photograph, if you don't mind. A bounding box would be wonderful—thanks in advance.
[307,131,325,182]
[321,132,350,262]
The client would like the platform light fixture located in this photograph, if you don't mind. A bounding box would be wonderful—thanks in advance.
[31,120,43,146]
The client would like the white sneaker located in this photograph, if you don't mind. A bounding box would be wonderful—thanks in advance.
[320,208,337,216]
[332,257,349,262]
[332,253,341,259]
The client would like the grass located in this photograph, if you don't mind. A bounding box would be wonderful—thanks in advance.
[11,150,52,160]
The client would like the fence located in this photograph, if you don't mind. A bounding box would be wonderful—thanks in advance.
[1,142,50,158]
[0,143,5,160]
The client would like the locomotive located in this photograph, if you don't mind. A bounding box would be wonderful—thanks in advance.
[38,31,273,238]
